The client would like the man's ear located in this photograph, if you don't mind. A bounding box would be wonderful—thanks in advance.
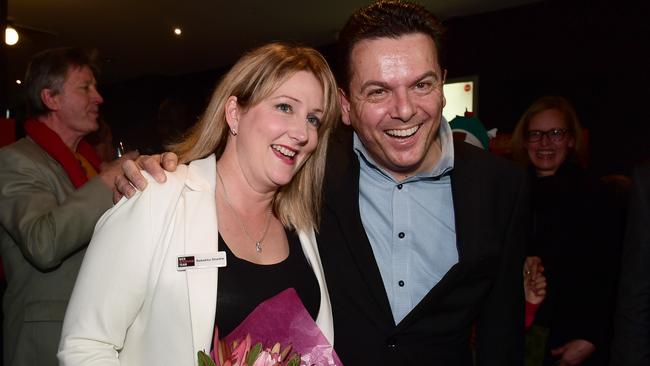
[339,88,352,126]
[441,69,448,108]
[225,96,240,134]
[41,89,60,111]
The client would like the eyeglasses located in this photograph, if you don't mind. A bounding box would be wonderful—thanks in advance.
[525,128,570,143]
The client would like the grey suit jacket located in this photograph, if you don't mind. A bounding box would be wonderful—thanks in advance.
[0,137,112,366]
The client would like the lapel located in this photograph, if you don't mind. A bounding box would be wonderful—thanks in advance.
[396,142,485,329]
[323,128,395,326]
[181,155,219,354]
[297,229,334,344]
[449,142,483,263]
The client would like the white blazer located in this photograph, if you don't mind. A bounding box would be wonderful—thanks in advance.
[58,155,334,366]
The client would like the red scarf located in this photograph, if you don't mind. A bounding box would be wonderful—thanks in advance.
[25,119,102,188]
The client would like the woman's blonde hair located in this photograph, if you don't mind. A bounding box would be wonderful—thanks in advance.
[169,42,340,232]
[511,95,587,167]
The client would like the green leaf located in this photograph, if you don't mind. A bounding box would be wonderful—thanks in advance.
[286,354,301,366]
[245,343,263,365]
[197,350,217,366]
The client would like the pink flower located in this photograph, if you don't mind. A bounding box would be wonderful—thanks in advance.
[251,351,275,366]
[230,335,252,366]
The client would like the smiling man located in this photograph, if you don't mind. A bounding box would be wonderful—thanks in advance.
[340,32,445,180]
[316,1,528,365]
[0,48,132,366]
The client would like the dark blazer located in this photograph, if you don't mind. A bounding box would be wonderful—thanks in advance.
[317,127,528,366]
[610,164,650,366]
[527,163,621,366]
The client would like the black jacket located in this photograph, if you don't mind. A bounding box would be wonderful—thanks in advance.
[317,126,529,365]
[528,162,621,365]
[610,164,650,366]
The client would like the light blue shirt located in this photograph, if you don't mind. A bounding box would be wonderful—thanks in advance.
[353,118,458,324]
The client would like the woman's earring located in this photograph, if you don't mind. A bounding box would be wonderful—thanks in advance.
[230,128,238,136]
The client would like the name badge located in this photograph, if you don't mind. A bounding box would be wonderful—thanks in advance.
[177,252,227,271]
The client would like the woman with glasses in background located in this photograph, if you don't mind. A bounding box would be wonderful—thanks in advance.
[512,96,587,178]
[512,96,615,366]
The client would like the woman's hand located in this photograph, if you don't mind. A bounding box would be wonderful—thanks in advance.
[524,256,547,305]
[551,339,596,366]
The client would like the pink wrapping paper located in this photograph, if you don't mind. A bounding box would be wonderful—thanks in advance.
[222,288,342,365]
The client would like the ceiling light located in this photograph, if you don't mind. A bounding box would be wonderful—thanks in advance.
[5,26,19,46]
[16,80,22,85]
[173,27,182,36]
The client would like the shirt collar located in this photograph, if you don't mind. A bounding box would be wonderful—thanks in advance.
[353,116,455,183]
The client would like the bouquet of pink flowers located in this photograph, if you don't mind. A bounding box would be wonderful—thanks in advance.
[198,288,341,366]
[198,334,301,366]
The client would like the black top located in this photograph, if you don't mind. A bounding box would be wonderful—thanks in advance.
[528,162,623,364]
[215,229,320,337]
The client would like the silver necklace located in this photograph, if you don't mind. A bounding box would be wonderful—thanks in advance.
[216,167,271,253]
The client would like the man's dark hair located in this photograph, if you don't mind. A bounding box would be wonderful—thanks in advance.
[25,47,100,117]
[337,0,446,93]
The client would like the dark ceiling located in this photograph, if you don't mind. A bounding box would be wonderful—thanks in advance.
[5,0,540,101]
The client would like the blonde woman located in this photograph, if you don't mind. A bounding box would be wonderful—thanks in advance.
[58,42,340,365]
[512,96,610,366]
[510,96,586,176]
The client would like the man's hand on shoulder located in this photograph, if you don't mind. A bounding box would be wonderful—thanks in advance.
[98,150,139,197]
[111,152,179,203]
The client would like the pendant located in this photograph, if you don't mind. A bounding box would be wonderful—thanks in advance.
[255,241,263,253]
